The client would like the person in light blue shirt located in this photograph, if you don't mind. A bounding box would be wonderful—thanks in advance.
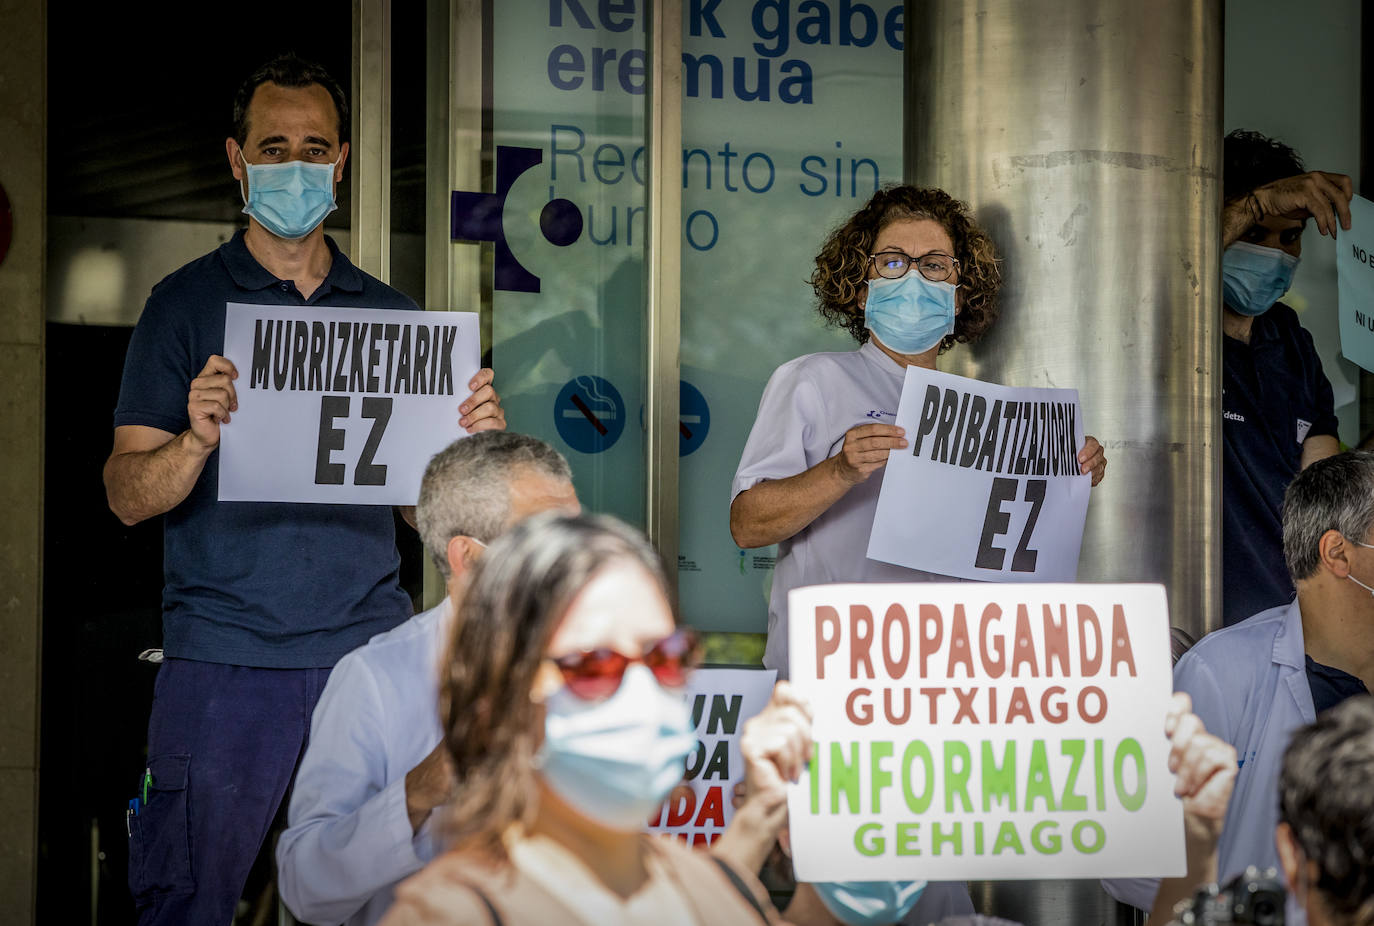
[1106,451,1374,920]
[276,432,579,926]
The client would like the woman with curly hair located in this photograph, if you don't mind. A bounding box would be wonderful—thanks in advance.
[730,185,1108,677]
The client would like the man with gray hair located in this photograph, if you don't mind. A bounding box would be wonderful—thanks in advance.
[276,432,578,926]
[1106,451,1374,918]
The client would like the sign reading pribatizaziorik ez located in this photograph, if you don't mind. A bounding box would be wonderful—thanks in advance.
[868,366,1091,582]
[219,303,481,504]
[786,583,1184,882]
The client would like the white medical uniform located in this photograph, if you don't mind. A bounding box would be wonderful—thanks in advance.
[1102,600,1314,925]
[735,339,974,919]
[732,339,954,677]
[277,600,453,926]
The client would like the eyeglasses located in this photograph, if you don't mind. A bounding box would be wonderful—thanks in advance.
[548,628,699,701]
[870,249,960,282]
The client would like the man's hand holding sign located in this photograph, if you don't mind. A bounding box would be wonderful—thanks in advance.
[217,303,493,504]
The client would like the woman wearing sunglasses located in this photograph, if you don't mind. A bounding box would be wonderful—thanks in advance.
[380,512,781,926]
[731,185,1108,681]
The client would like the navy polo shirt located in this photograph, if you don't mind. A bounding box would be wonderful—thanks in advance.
[1305,655,1369,714]
[114,230,418,668]
[1222,302,1338,627]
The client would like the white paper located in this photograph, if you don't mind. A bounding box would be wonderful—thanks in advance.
[868,366,1091,582]
[1338,194,1374,374]
[648,667,777,847]
[786,582,1184,882]
[219,303,481,505]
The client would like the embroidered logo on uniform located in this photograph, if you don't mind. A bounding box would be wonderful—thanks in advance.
[865,409,895,420]
[1223,411,1246,423]
[1296,418,1312,444]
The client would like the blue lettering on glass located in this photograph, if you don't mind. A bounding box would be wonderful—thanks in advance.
[544,1,902,106]
[451,145,583,293]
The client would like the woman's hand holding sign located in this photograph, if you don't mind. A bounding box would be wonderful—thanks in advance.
[1078,435,1107,486]
[712,682,813,875]
[832,423,908,486]
[1145,691,1238,926]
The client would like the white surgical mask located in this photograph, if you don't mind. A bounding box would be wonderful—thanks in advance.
[534,664,694,831]
[1347,538,1374,596]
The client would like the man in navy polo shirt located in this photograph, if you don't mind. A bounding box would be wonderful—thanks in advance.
[1220,130,1353,626]
[104,54,503,925]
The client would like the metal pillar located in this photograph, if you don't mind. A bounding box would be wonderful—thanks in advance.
[906,1,1222,920]
[0,0,44,920]
[906,0,1222,635]
[351,0,392,282]
[646,0,683,599]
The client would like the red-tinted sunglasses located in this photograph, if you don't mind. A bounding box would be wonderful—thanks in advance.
[549,628,699,700]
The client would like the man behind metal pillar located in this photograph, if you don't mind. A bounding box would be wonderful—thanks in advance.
[1219,129,1353,626]
[104,54,504,924]
[277,432,579,926]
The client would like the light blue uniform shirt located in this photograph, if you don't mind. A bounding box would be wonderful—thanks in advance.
[1104,600,1312,922]
[276,600,453,926]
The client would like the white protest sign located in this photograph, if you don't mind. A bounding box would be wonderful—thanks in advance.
[786,582,1183,882]
[1338,194,1374,373]
[648,667,777,848]
[868,366,1091,582]
[219,303,481,505]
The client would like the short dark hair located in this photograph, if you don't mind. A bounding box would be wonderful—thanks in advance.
[231,53,349,146]
[1223,129,1305,202]
[1281,451,1374,583]
[810,185,1002,351]
[1279,696,1374,925]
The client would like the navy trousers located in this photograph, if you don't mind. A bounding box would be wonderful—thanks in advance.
[128,658,330,926]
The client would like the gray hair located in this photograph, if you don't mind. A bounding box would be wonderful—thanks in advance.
[1279,695,1374,925]
[1282,451,1374,583]
[416,431,572,577]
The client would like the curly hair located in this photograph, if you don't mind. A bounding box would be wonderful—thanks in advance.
[810,185,1002,351]
[438,512,671,861]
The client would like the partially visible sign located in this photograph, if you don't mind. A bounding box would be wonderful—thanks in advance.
[649,667,777,847]
[1338,194,1374,373]
[786,582,1183,882]
[868,366,1091,582]
[219,303,480,505]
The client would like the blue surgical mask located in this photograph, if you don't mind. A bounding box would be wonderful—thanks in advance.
[813,880,927,926]
[239,152,340,240]
[534,664,694,831]
[864,273,957,355]
[1222,242,1300,317]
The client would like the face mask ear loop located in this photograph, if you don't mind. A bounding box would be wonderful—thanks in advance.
[237,147,251,208]
[1344,537,1374,596]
